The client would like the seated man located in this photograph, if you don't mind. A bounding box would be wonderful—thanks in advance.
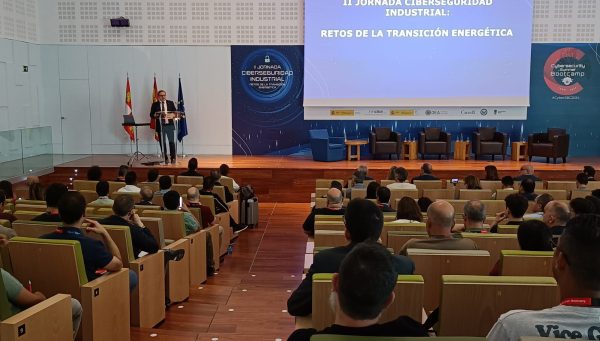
[345,170,366,200]
[376,187,395,212]
[524,193,554,220]
[519,178,538,201]
[186,186,215,227]
[501,176,515,189]
[117,171,141,193]
[288,199,415,317]
[453,200,486,233]
[584,165,595,181]
[289,242,428,340]
[41,192,137,291]
[514,164,541,182]
[136,186,154,206]
[490,193,528,233]
[487,214,600,341]
[576,172,589,190]
[542,200,570,236]
[219,163,240,192]
[302,188,345,237]
[163,190,199,235]
[398,200,478,256]
[88,181,114,206]
[200,176,247,233]
[387,167,417,190]
[32,183,68,222]
[411,163,439,182]
[154,176,172,197]
[98,195,159,258]
[146,168,159,183]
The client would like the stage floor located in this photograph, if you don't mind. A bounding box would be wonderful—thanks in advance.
[37,154,598,203]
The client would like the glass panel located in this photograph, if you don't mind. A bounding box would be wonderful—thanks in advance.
[0,126,53,180]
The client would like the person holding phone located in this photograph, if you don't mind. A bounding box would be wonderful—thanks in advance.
[162,190,200,235]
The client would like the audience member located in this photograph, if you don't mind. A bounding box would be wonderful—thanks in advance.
[288,243,427,340]
[347,170,366,199]
[32,183,68,222]
[484,165,500,181]
[147,168,159,182]
[200,177,247,233]
[453,200,486,233]
[398,200,477,256]
[386,166,397,181]
[376,187,395,212]
[576,172,589,190]
[523,193,554,220]
[411,163,439,182]
[417,197,433,213]
[519,178,537,201]
[163,190,199,236]
[210,170,234,202]
[88,181,114,206]
[219,164,240,192]
[357,165,373,180]
[86,165,102,181]
[117,171,141,193]
[583,165,595,181]
[115,164,129,182]
[543,200,570,237]
[464,175,482,189]
[586,195,600,214]
[487,214,600,341]
[41,192,137,291]
[514,165,541,182]
[394,197,423,223]
[0,181,14,201]
[136,186,154,205]
[180,158,202,177]
[0,190,16,224]
[288,199,415,317]
[592,189,600,199]
[501,176,515,189]
[186,186,215,227]
[155,176,172,196]
[490,194,528,233]
[366,181,380,200]
[303,188,345,236]
[26,176,44,200]
[98,194,159,257]
[388,167,416,190]
[569,197,595,217]
[329,181,344,196]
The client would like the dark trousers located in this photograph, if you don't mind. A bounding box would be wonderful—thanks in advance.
[159,124,176,161]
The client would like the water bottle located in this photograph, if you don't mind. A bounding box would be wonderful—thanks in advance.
[227,245,233,255]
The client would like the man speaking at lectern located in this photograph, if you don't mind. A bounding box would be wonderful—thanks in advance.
[150,90,177,164]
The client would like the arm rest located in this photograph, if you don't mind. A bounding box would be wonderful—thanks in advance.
[555,134,570,156]
[1,294,72,341]
[418,132,426,152]
[185,230,208,285]
[440,131,451,142]
[129,251,165,328]
[473,132,482,154]
[81,268,130,341]
[204,224,221,271]
[369,132,377,153]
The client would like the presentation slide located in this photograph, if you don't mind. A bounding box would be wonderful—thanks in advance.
[304,0,534,108]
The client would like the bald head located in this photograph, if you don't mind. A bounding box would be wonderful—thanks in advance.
[327,188,343,207]
[520,164,535,175]
[427,200,455,234]
[187,186,200,201]
[543,200,570,227]
[140,186,154,201]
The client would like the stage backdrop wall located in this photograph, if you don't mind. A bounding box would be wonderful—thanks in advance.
[232,43,600,157]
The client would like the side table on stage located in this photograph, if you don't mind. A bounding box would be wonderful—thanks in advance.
[511,141,528,161]
[454,140,471,160]
[122,122,150,164]
[344,140,368,161]
[402,141,418,160]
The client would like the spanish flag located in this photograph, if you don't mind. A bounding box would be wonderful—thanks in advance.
[150,76,159,141]
[124,76,135,141]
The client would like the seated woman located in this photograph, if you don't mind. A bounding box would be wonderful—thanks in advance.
[464,175,482,190]
[393,197,423,223]
[484,165,500,181]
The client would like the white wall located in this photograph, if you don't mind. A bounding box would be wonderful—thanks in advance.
[40,45,232,155]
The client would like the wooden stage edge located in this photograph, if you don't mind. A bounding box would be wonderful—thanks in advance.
[42,154,599,203]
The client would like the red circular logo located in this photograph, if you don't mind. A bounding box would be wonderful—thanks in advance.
[543,47,585,96]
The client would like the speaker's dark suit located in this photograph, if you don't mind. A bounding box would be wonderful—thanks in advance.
[149,100,177,162]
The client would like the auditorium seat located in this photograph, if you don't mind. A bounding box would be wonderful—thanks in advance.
[479,180,503,191]
[0,290,73,341]
[139,217,165,247]
[73,180,98,192]
[108,181,125,194]
[418,128,451,159]
[8,237,130,340]
[499,250,553,276]
[176,176,203,186]
[387,231,428,253]
[381,222,426,246]
[407,249,490,311]
[12,221,58,238]
[472,127,507,160]
[462,233,519,266]
[535,189,568,200]
[459,189,494,200]
[138,182,159,192]
[437,275,559,336]
[78,190,98,204]
[380,179,395,187]
[110,191,141,202]
[497,225,519,234]
[14,199,45,206]
[369,127,402,160]
[312,274,423,331]
[13,204,46,212]
[528,128,570,164]
[313,230,346,248]
[495,189,517,200]
[389,189,419,209]
[424,189,455,200]
[545,181,577,191]
[315,179,345,189]
[13,211,42,221]
[570,189,592,199]
[314,220,345,231]
[480,200,507,216]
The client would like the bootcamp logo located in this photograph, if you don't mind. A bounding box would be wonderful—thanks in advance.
[544,48,586,96]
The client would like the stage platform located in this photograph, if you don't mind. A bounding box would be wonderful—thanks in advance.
[34,154,599,203]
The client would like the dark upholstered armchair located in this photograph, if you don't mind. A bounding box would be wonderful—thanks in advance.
[308,129,346,162]
[528,128,570,164]
[369,127,402,160]
[473,127,508,160]
[418,128,451,159]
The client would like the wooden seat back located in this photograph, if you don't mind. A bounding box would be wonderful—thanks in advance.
[314,230,346,248]
[479,181,503,191]
[424,189,455,200]
[314,220,345,231]
[177,176,204,186]
[387,231,428,254]
[570,189,592,199]
[459,189,494,200]
[381,222,426,246]
[110,191,141,201]
[495,189,517,200]
[462,233,520,266]
[79,190,98,204]
[171,184,192,196]
[141,211,186,240]
[536,189,568,200]
[480,200,506,216]
[438,275,559,336]
[139,217,166,248]
[499,250,554,276]
[545,181,577,191]
[390,189,419,209]
[199,195,216,215]
[13,204,46,213]
[13,211,42,221]
[73,180,98,191]
[316,179,344,189]
[497,224,519,234]
[139,182,159,192]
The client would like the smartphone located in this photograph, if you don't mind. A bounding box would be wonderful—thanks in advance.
[178,197,183,209]
[451,178,459,184]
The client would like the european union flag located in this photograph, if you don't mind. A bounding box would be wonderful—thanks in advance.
[177,76,188,142]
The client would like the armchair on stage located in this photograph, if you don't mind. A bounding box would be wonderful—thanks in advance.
[308,129,345,162]
[472,127,507,160]
[369,127,402,160]
[528,128,570,164]
[418,128,451,159]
